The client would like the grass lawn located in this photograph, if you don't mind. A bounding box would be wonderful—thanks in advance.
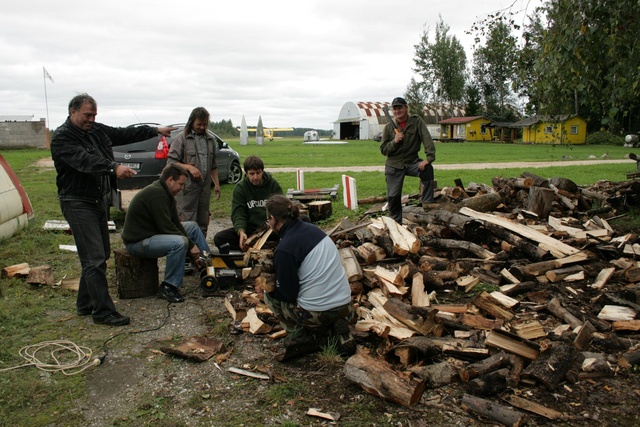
[0,141,638,425]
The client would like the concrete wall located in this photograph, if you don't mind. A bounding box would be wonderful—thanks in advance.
[0,118,49,148]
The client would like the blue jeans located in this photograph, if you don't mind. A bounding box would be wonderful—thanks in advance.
[125,221,210,288]
[385,160,434,223]
[60,197,117,320]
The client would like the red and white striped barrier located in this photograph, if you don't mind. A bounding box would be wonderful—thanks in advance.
[342,175,358,210]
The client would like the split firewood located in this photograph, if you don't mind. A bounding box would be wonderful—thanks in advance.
[254,273,275,293]
[461,393,525,427]
[244,228,273,251]
[410,272,430,307]
[473,291,515,321]
[502,395,564,420]
[243,308,272,335]
[354,320,390,338]
[459,313,504,330]
[484,329,540,360]
[224,294,247,321]
[611,320,640,331]
[356,242,386,264]
[374,265,405,287]
[1,262,30,277]
[343,351,425,407]
[511,320,547,340]
[381,216,421,254]
[244,249,274,271]
[545,265,585,283]
[590,267,616,290]
[573,321,596,351]
[382,297,438,336]
[459,207,580,257]
[597,305,637,321]
[339,247,363,282]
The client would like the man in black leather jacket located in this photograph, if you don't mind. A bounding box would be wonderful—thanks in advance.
[51,93,175,326]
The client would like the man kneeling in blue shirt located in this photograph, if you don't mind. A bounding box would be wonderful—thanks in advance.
[262,195,356,361]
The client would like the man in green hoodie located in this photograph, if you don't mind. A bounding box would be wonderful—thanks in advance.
[214,155,282,251]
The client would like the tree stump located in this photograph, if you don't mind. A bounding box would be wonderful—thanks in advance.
[308,200,332,222]
[113,248,159,299]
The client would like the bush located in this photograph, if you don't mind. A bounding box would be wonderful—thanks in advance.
[586,130,623,145]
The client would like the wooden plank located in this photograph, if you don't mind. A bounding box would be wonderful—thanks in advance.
[459,207,580,257]
[502,395,564,420]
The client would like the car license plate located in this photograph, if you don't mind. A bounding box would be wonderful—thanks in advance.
[120,162,141,170]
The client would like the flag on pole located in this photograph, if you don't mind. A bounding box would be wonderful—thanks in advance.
[43,67,54,83]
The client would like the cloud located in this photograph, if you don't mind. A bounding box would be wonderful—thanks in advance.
[0,0,540,130]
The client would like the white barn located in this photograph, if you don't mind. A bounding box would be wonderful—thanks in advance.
[333,101,465,140]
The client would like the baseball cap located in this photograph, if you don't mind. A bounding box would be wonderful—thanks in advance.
[391,97,407,107]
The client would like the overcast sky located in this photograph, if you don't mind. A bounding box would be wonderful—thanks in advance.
[0,0,541,131]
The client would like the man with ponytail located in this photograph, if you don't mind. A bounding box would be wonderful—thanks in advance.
[263,195,355,361]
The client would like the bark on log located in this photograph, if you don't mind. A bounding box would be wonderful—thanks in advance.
[459,351,511,382]
[465,368,510,396]
[308,200,333,222]
[459,191,502,213]
[547,298,583,329]
[339,247,363,282]
[521,172,548,188]
[356,242,386,264]
[420,236,495,259]
[343,352,425,407]
[410,361,459,388]
[383,297,438,336]
[114,248,159,298]
[527,187,555,220]
[459,207,580,257]
[484,222,550,261]
[523,342,582,390]
[26,265,54,286]
[461,393,525,427]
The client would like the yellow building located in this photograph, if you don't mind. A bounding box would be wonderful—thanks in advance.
[514,115,587,145]
[437,116,492,142]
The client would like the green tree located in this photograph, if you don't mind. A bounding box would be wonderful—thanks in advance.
[404,77,427,121]
[473,20,518,118]
[534,0,640,132]
[465,82,483,116]
[209,119,239,137]
[413,17,467,116]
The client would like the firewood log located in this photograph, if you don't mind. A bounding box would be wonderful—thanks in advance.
[343,352,425,407]
[339,247,363,282]
[461,394,525,427]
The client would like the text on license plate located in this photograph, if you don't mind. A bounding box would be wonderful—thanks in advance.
[120,162,141,169]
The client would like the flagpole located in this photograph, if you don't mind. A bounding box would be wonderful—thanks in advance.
[42,66,50,129]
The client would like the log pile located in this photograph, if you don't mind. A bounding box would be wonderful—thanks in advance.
[226,172,640,422]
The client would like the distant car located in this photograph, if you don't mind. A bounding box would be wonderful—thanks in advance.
[113,123,242,190]
[373,132,383,142]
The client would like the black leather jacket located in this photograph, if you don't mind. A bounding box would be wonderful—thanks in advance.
[51,118,158,201]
